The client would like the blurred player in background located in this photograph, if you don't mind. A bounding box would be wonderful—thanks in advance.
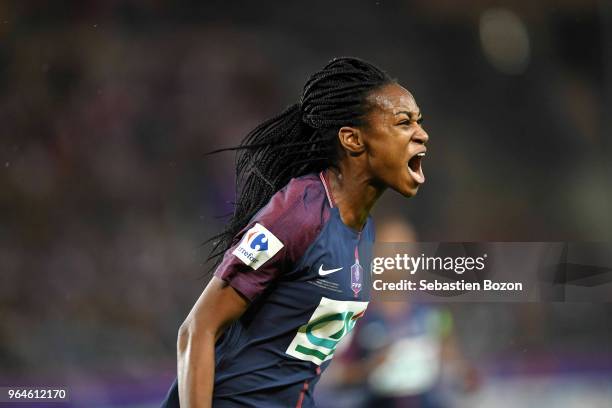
[161,57,429,407]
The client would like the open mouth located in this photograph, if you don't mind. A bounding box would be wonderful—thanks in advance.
[407,152,426,184]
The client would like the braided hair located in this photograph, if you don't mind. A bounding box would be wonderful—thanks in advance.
[207,57,394,268]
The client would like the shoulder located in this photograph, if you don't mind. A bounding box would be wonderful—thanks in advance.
[214,174,330,302]
[253,173,330,254]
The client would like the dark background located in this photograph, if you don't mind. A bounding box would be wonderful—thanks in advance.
[1,1,611,406]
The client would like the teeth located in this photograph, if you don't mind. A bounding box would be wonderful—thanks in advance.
[417,152,426,157]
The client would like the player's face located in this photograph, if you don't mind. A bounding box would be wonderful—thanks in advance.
[361,83,428,197]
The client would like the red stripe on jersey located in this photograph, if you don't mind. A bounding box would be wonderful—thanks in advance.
[295,380,309,408]
[319,171,335,208]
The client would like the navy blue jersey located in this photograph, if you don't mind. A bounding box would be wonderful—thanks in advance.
[161,172,374,407]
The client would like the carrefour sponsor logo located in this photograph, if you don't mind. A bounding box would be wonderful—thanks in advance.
[232,223,283,270]
[286,297,368,365]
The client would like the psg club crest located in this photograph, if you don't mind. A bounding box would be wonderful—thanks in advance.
[351,261,363,298]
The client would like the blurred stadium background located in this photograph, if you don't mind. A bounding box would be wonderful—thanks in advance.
[1,1,611,407]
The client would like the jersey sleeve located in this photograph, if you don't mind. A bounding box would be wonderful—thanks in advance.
[214,176,328,302]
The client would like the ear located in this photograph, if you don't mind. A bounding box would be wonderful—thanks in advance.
[338,126,366,155]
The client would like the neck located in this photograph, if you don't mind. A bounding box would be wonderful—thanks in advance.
[325,164,385,231]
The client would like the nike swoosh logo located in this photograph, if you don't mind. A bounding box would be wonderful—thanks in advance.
[319,265,343,276]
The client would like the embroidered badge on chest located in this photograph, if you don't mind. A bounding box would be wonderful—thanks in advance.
[351,260,363,298]
[351,243,363,298]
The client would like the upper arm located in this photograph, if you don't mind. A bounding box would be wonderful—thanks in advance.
[182,276,249,341]
[213,178,328,302]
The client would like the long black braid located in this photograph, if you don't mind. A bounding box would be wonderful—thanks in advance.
[206,57,394,269]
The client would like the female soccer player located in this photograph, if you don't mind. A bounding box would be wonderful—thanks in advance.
[161,57,428,407]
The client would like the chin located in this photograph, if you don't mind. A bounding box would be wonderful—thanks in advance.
[395,171,424,197]
[398,183,419,198]
[384,175,421,197]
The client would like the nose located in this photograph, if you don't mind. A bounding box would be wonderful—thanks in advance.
[413,126,429,145]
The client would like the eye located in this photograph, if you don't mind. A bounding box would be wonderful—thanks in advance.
[398,118,424,126]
